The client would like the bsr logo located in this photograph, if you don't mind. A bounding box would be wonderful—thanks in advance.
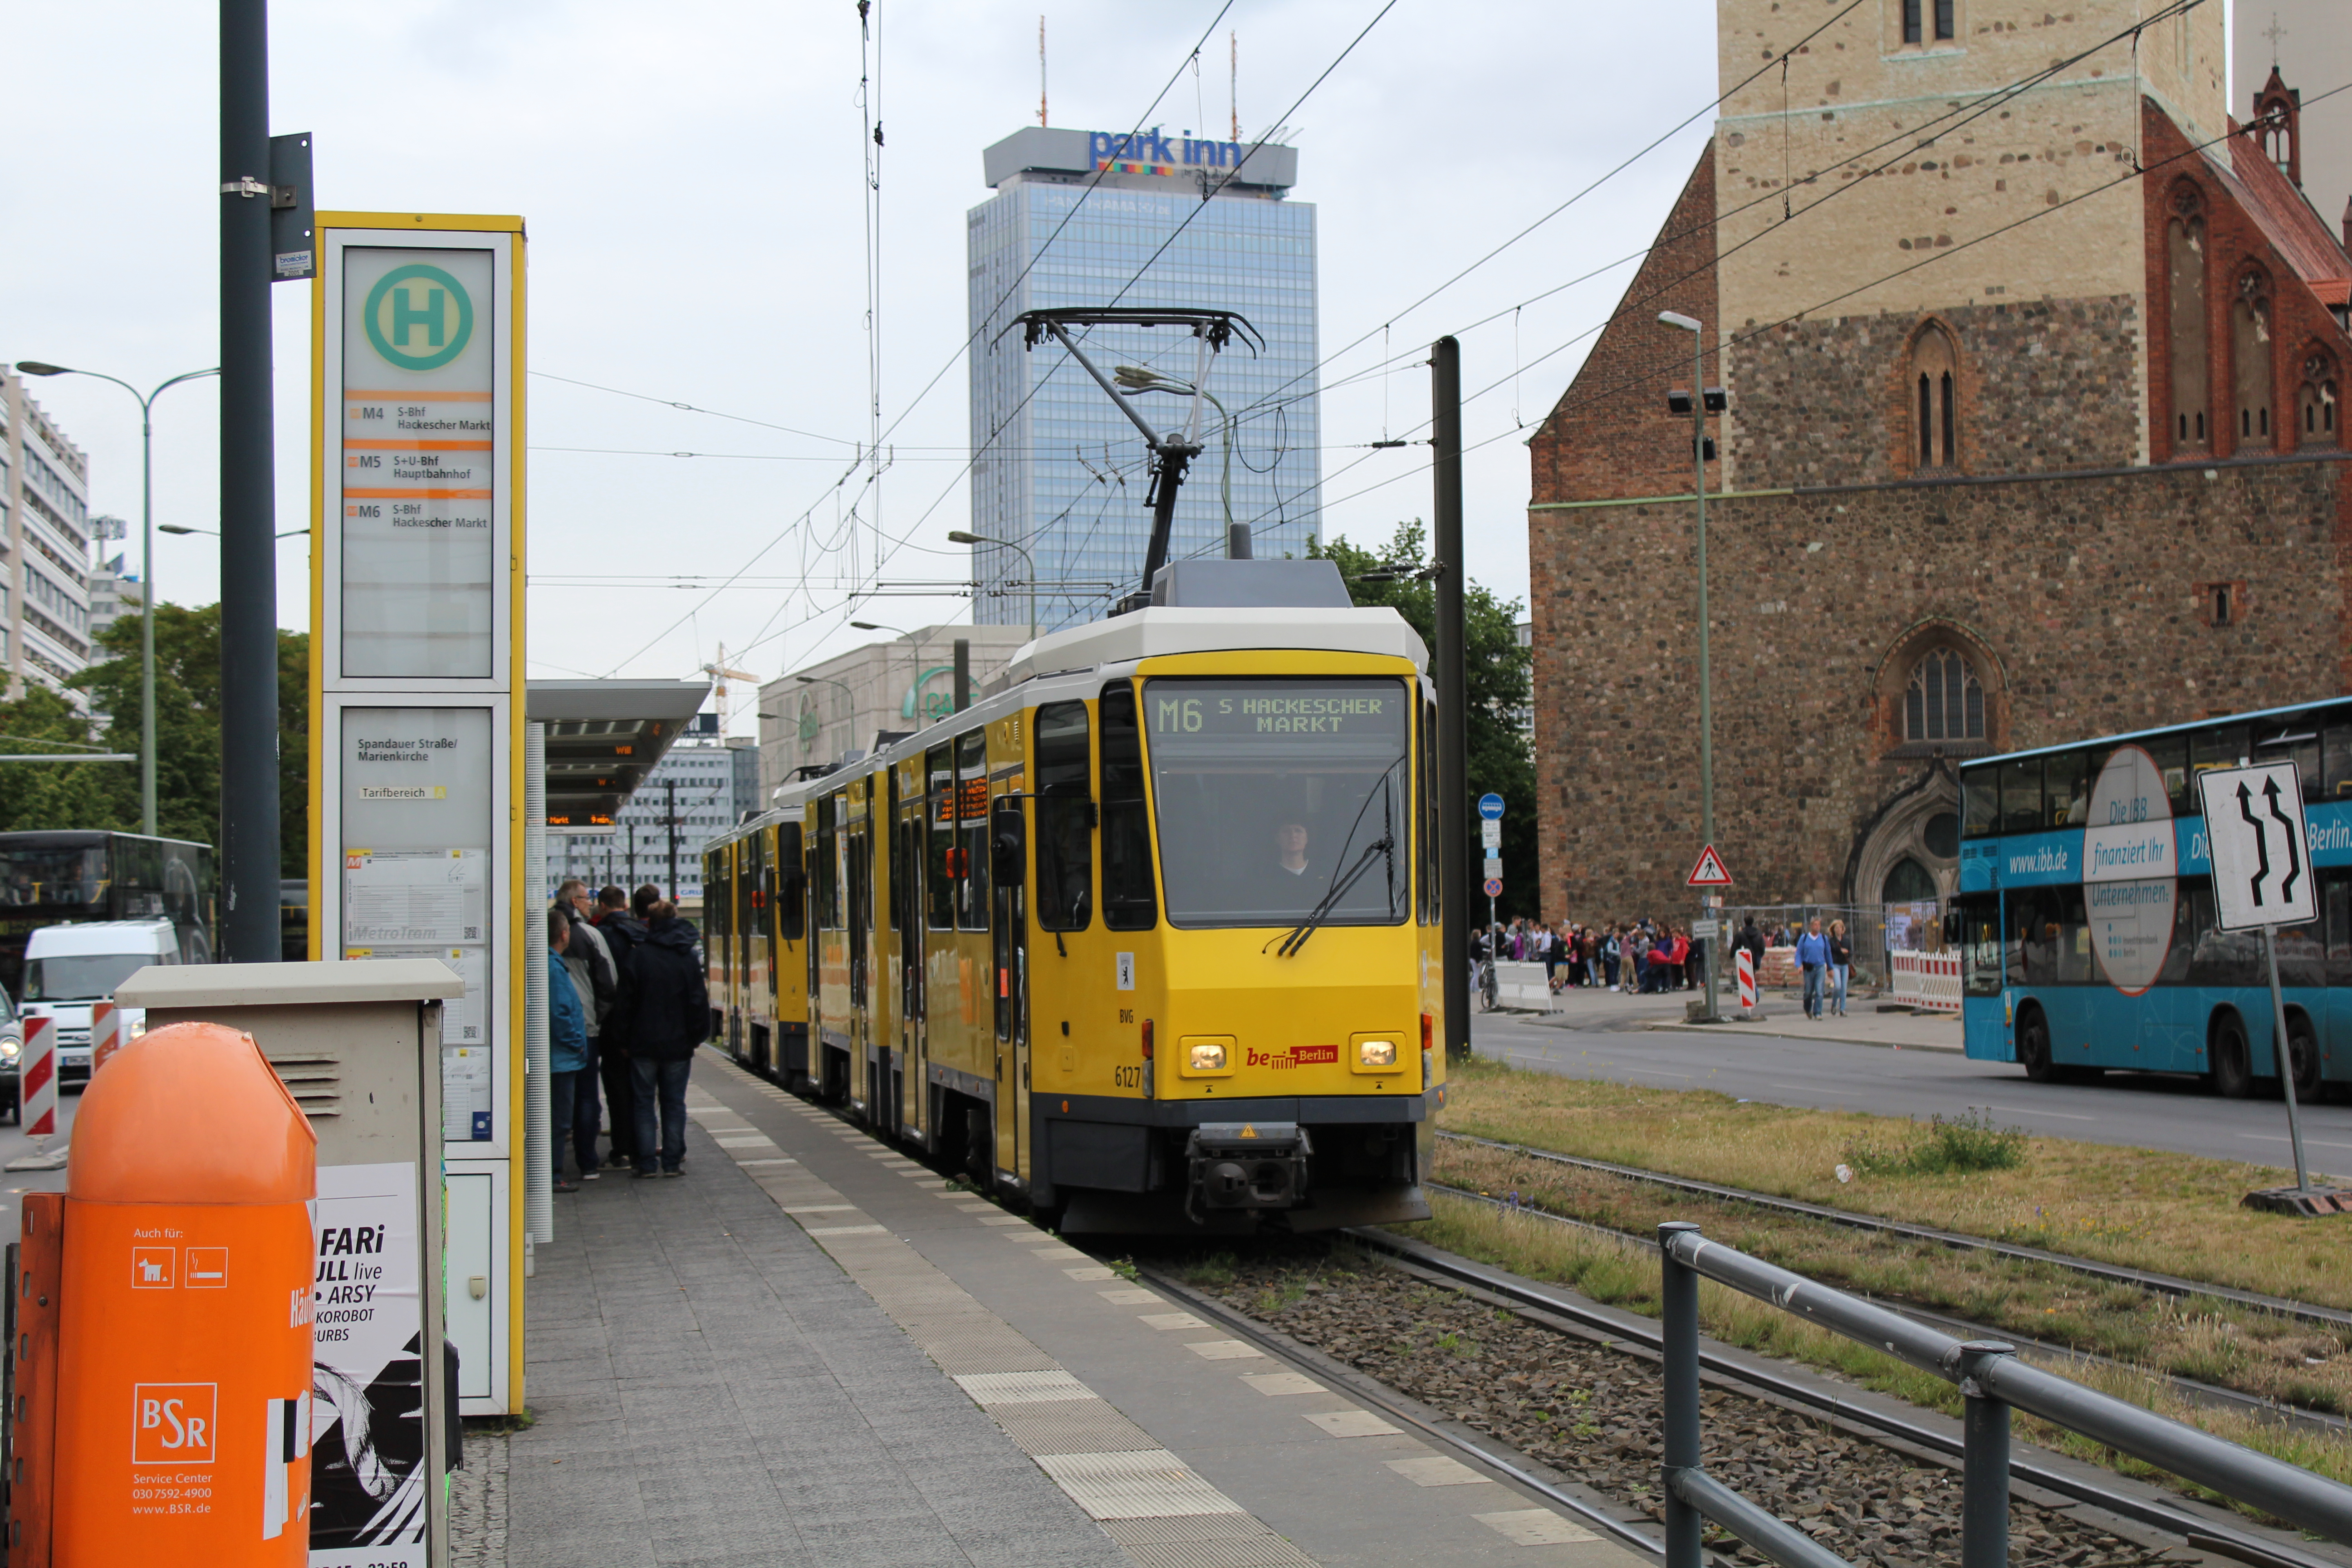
[132,1383,217,1464]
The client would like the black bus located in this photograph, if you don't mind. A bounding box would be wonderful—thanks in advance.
[0,831,215,996]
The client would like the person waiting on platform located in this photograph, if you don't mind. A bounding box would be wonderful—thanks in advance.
[547,907,591,1195]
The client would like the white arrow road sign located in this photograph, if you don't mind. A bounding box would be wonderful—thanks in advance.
[2198,762,2315,932]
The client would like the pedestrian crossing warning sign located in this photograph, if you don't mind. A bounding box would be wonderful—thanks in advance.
[1686,845,1734,887]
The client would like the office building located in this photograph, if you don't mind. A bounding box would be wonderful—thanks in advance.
[0,370,94,704]
[758,623,1028,795]
[967,127,1321,632]
[89,550,140,642]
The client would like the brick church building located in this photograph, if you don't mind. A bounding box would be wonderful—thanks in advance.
[1527,0,2352,921]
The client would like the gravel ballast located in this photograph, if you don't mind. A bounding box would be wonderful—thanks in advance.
[1197,1247,2188,1568]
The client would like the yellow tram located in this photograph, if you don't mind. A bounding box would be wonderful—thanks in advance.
[704,560,1445,1232]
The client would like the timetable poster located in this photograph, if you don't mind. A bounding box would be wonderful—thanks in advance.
[341,709,497,1142]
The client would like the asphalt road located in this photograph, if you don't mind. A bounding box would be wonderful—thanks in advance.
[1467,1011,2352,1175]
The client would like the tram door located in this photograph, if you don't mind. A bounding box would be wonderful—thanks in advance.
[847,805,873,1117]
[899,774,927,1142]
[991,794,1029,1182]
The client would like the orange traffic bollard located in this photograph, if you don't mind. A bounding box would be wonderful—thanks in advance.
[32,1021,318,1565]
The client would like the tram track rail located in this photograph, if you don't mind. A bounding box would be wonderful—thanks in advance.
[1425,1181,2352,1442]
[1436,1131,2352,1334]
[1325,1222,2352,1568]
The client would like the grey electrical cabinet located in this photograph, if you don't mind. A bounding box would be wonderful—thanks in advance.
[116,958,464,1568]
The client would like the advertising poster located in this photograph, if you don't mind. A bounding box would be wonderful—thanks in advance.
[309,1162,426,1568]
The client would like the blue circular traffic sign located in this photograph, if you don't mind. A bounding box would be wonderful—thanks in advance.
[1477,793,1505,820]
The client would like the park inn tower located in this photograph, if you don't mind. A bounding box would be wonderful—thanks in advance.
[966,126,1322,633]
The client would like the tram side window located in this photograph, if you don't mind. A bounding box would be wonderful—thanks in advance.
[1955,893,2000,995]
[777,824,804,941]
[1034,701,1093,932]
[1998,759,2041,835]
[1418,697,1438,926]
[926,746,955,931]
[956,730,990,931]
[816,796,840,930]
[1098,682,1158,931]
[1960,768,1998,838]
[886,768,902,931]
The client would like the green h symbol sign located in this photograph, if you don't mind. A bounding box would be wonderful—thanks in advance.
[363,262,475,372]
[391,284,446,348]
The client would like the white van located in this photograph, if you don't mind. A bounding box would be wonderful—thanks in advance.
[22,919,179,1084]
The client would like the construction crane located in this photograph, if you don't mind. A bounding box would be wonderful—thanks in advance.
[701,642,759,731]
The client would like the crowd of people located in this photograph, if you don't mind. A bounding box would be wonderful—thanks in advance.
[1473,917,1710,994]
[545,878,710,1190]
[1471,912,1856,1012]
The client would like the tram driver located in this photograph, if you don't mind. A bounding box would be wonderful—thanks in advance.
[1274,815,1313,881]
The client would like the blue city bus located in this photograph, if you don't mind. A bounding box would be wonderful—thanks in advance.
[1954,699,2350,1100]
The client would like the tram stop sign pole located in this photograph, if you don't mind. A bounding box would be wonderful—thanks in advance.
[2196,763,2351,1215]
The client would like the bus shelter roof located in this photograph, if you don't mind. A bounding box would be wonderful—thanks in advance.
[525,680,712,827]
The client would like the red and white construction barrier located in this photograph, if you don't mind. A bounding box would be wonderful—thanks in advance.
[1735,949,1757,1012]
[1888,951,1963,1012]
[21,1014,55,1135]
[91,1000,122,1076]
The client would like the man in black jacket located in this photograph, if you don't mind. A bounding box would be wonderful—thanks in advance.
[613,899,707,1176]
[593,885,647,1168]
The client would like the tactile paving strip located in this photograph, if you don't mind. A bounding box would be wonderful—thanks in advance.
[1035,1450,1248,1520]
[989,1398,1162,1455]
[1099,1514,1321,1568]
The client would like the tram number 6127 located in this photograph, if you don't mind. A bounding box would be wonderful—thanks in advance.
[1112,1064,1144,1089]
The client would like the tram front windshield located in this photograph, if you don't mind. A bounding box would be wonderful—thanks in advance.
[1143,678,1409,928]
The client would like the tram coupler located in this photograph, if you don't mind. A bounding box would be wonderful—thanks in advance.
[1186,1122,1312,1212]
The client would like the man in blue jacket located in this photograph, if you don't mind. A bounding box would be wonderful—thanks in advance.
[1795,916,1830,1020]
[548,907,591,1193]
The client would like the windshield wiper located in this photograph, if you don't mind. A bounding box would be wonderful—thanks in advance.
[1276,831,1394,958]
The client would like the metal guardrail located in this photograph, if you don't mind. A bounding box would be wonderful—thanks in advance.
[1657,1221,2352,1568]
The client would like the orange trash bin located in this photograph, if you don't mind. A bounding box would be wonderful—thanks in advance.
[49,1021,317,1565]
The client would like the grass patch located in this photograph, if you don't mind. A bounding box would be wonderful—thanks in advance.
[1845,1108,2029,1177]
[1403,1193,2352,1512]
[1438,1055,2352,1312]
[1434,1107,2351,1416]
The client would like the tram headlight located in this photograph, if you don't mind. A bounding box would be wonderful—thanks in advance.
[1351,1031,1407,1075]
[1177,1034,1234,1077]
[1357,1040,1397,1068]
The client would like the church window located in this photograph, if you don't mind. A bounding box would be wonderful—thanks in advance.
[2165,185,2209,451]
[2232,269,2275,448]
[1935,0,1955,39]
[2298,351,2339,450]
[1901,0,1955,44]
[1909,324,1960,471]
[1903,0,1921,44]
[1905,649,1984,745]
[1883,857,1939,906]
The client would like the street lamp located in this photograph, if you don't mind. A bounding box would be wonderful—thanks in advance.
[849,619,926,729]
[1656,313,1729,1024]
[15,360,217,838]
[947,529,1036,643]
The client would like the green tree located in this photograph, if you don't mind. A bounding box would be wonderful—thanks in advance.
[1312,522,1538,920]
[0,604,318,876]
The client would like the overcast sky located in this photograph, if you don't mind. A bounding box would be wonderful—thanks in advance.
[5,0,2244,733]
